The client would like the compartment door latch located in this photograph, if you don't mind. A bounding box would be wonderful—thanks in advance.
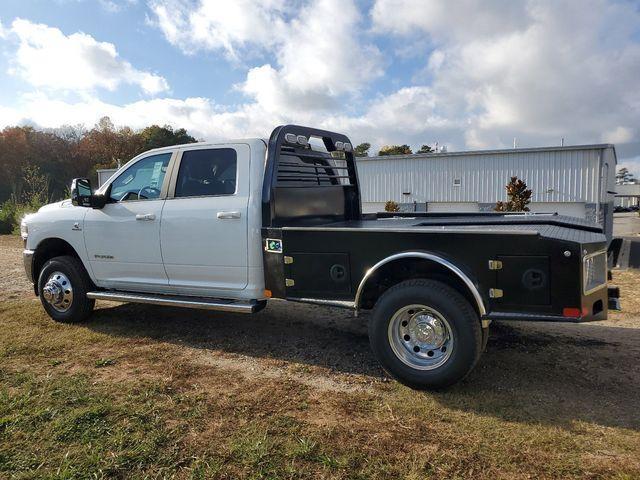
[489,288,504,298]
[488,260,503,270]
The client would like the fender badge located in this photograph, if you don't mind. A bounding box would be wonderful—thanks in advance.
[72,222,82,231]
[265,238,283,253]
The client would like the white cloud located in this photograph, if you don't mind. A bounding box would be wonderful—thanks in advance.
[148,0,288,57]
[149,0,383,113]
[0,86,458,156]
[603,126,634,144]
[370,0,640,152]
[6,18,168,95]
[0,91,284,142]
[371,0,529,40]
[1,0,639,170]
[98,0,138,13]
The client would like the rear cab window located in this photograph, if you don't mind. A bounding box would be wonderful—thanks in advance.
[175,148,238,197]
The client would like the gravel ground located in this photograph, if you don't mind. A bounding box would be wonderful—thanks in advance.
[0,236,34,301]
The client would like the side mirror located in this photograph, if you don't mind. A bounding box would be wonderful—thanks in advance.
[71,178,107,208]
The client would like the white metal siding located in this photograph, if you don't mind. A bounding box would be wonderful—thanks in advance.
[362,202,387,213]
[427,202,480,213]
[97,169,117,187]
[528,202,586,217]
[356,146,609,205]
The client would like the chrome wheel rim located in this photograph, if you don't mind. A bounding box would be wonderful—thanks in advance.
[388,304,454,370]
[42,271,73,312]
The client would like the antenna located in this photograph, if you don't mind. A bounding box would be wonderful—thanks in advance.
[513,138,517,148]
[561,137,564,147]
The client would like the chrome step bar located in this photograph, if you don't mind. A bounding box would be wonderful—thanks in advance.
[87,291,262,313]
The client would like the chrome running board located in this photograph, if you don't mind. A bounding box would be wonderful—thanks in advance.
[87,291,264,313]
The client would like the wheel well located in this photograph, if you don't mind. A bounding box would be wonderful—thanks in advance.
[357,257,482,316]
[32,238,82,294]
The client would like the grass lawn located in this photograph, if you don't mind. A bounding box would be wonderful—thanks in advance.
[1,297,639,479]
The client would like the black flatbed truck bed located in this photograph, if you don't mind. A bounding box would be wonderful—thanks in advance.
[258,125,611,388]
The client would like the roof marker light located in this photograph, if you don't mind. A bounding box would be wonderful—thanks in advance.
[284,133,297,144]
[343,142,352,152]
[335,141,344,151]
[296,135,308,147]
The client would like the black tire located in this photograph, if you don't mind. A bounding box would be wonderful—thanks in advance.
[38,255,95,323]
[368,279,482,389]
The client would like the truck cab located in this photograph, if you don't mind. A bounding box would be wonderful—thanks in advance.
[22,125,611,389]
[24,138,269,306]
[84,140,266,300]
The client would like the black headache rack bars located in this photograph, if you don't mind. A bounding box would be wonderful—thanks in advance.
[262,125,362,228]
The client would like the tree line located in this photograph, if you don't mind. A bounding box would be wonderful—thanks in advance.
[0,116,197,205]
[354,143,435,157]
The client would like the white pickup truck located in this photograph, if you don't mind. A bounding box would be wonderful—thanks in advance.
[21,125,612,388]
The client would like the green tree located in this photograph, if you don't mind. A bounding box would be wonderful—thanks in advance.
[616,167,636,185]
[495,176,532,212]
[378,145,412,156]
[354,142,371,157]
[417,144,433,153]
[20,165,48,205]
[0,118,198,204]
[140,125,197,150]
[0,126,32,201]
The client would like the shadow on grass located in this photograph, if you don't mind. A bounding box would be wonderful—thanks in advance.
[85,301,640,431]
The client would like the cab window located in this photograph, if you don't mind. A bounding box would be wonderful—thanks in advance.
[109,153,171,202]
[175,148,237,198]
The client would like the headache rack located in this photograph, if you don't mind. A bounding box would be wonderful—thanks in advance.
[276,148,354,187]
[262,125,362,227]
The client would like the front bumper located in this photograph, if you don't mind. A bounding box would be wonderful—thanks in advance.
[23,249,35,283]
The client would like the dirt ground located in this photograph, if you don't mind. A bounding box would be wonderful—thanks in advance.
[4,232,640,394]
[613,211,640,238]
[3,233,640,389]
[0,236,34,300]
[2,234,640,478]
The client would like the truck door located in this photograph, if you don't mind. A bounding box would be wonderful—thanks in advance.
[160,144,250,295]
[83,151,173,289]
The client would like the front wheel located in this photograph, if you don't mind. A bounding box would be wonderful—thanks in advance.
[38,255,95,323]
[368,279,482,389]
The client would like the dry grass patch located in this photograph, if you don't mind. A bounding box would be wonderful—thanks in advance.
[609,269,640,324]
[1,300,640,479]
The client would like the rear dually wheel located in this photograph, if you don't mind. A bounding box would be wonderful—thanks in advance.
[368,279,482,389]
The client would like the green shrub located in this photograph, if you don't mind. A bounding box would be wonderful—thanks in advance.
[384,200,400,212]
[0,198,45,235]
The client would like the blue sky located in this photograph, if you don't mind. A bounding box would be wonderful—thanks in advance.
[1,0,639,175]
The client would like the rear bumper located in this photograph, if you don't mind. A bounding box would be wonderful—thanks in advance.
[486,282,609,323]
[23,249,34,283]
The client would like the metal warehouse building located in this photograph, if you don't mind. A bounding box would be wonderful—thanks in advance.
[615,183,640,208]
[356,144,617,240]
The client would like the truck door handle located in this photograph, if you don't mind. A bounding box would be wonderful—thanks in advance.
[135,213,156,221]
[217,211,241,219]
